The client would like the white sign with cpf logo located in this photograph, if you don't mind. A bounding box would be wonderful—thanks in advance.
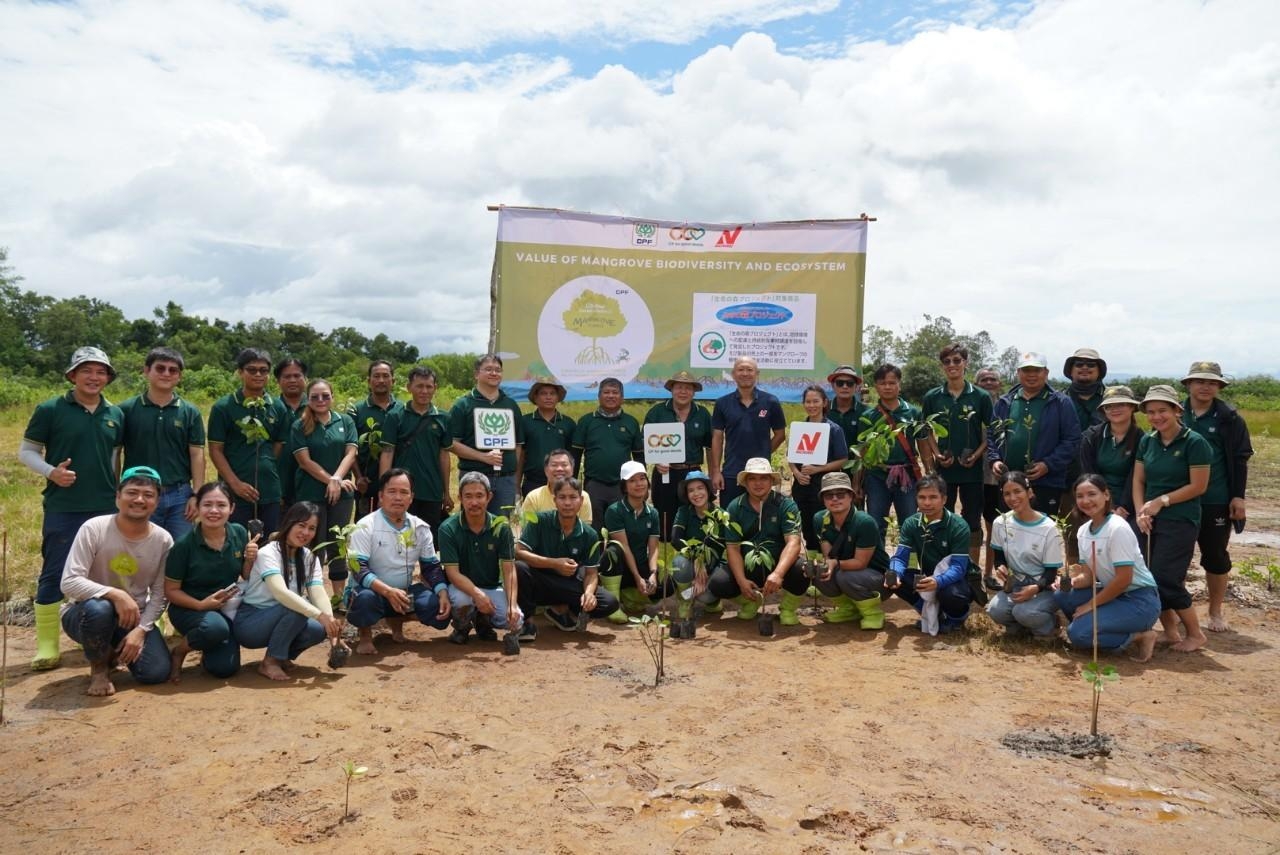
[474,408,517,450]
[787,421,830,465]
[643,423,686,466]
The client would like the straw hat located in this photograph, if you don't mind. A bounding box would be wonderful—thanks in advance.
[527,379,567,403]
[826,365,863,385]
[735,457,781,487]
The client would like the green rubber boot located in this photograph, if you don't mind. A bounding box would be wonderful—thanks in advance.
[598,574,629,624]
[822,595,858,624]
[620,586,651,615]
[779,592,803,626]
[32,601,64,671]
[854,594,886,630]
[734,595,760,620]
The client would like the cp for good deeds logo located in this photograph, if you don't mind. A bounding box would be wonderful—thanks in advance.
[647,434,683,448]
[479,411,512,435]
[669,227,706,241]
[698,332,727,361]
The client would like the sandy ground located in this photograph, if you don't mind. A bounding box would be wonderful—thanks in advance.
[2,557,1278,855]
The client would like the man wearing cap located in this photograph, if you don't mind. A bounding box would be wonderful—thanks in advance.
[828,365,868,503]
[813,472,891,630]
[19,345,126,670]
[571,377,642,532]
[349,359,402,517]
[119,347,206,541]
[987,353,1081,514]
[380,365,453,540]
[59,466,173,695]
[921,343,992,569]
[599,460,661,621]
[1181,361,1254,632]
[708,457,808,626]
[709,356,786,508]
[643,370,712,541]
[208,348,290,537]
[521,448,593,524]
[519,379,576,495]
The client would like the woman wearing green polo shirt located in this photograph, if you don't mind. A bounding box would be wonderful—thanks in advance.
[1079,385,1141,521]
[670,471,726,620]
[290,379,359,596]
[1134,385,1211,653]
[164,482,258,681]
[600,461,660,621]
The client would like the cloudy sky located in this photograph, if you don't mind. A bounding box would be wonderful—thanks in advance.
[2,0,1276,377]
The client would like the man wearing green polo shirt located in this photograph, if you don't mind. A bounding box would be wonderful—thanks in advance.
[1180,360,1253,632]
[350,360,402,517]
[519,380,575,494]
[20,346,125,670]
[119,347,206,541]
[921,343,992,567]
[273,357,308,508]
[572,377,641,533]
[705,458,808,625]
[441,472,523,646]
[208,348,289,537]
[600,461,660,622]
[515,477,618,630]
[812,472,891,630]
[449,354,524,516]
[885,475,975,635]
[380,365,452,539]
[859,363,927,540]
[644,370,712,542]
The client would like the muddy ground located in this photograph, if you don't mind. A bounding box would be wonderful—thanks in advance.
[1,522,1278,854]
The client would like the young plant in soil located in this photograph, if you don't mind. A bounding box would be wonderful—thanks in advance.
[631,613,667,686]
[1,531,9,725]
[236,396,271,528]
[674,505,729,638]
[1079,541,1118,736]
[339,760,367,820]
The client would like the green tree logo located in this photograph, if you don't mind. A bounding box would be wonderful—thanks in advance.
[479,411,512,437]
[563,289,626,366]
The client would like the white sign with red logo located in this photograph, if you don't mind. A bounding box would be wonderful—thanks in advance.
[787,421,830,465]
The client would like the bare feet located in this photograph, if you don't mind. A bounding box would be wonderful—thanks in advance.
[169,640,192,683]
[1158,631,1183,646]
[1173,633,1208,653]
[356,630,377,655]
[1206,613,1230,632]
[1129,630,1158,663]
[388,617,407,644]
[87,665,116,696]
[258,658,290,681]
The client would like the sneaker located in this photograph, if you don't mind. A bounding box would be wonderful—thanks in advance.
[517,621,538,642]
[545,607,577,632]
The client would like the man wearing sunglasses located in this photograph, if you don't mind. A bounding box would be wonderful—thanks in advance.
[208,348,290,538]
[119,347,206,541]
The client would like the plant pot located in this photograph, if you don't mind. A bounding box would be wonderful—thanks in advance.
[681,618,697,639]
[757,613,774,636]
[502,632,520,656]
[574,611,591,632]
[669,620,684,640]
[247,518,264,539]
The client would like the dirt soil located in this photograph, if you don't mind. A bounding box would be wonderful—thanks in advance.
[2,527,1279,854]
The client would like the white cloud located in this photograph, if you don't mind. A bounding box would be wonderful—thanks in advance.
[0,0,1277,376]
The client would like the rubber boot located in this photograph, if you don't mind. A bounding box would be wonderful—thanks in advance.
[734,595,760,620]
[854,594,886,630]
[620,586,650,615]
[699,592,724,613]
[598,574,629,624]
[823,595,858,624]
[32,601,63,671]
[779,592,803,626]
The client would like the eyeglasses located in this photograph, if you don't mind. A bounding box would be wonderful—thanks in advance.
[833,379,856,388]
[309,393,333,401]
[479,366,502,374]
[241,366,269,376]
[1073,360,1100,369]
[150,364,181,375]
[941,357,966,366]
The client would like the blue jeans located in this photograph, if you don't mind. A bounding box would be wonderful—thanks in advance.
[487,474,517,517]
[229,501,281,543]
[233,602,326,661]
[864,471,917,540]
[1055,586,1160,651]
[39,510,106,605]
[60,599,169,684]
[448,586,517,629]
[168,604,241,678]
[986,582,1058,637]
[151,483,194,541]
[346,583,450,630]
[886,572,972,623]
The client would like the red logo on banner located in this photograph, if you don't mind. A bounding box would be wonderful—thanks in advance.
[715,227,742,248]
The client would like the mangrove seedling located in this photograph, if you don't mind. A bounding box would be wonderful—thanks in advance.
[236,396,271,528]
[629,613,667,686]
[340,760,367,820]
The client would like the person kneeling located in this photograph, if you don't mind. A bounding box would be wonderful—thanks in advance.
[440,472,523,646]
[59,467,174,696]
[885,475,975,635]
[344,469,451,654]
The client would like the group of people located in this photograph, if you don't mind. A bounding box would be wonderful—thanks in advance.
[20,341,1252,695]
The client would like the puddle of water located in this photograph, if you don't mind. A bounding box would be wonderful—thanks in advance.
[1083,776,1214,805]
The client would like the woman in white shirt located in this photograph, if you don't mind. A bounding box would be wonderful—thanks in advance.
[985,471,1063,639]
[234,501,344,680]
[1054,474,1160,662]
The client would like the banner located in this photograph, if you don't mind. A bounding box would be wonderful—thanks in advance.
[491,207,868,402]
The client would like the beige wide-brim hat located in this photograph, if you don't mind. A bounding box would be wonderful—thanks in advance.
[1140,384,1183,411]
[1063,347,1108,381]
[826,365,863,385]
[1099,384,1140,408]
[736,457,781,487]
[664,369,704,392]
[1181,361,1229,386]
[819,472,854,494]
[527,379,567,403]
